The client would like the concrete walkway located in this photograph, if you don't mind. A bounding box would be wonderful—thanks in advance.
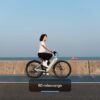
[0,82,100,100]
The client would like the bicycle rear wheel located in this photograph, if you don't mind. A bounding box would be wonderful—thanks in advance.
[53,61,71,78]
[26,60,43,78]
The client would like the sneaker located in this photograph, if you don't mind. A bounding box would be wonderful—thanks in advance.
[42,61,49,68]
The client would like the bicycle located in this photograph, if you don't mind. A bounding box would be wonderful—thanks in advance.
[26,52,71,78]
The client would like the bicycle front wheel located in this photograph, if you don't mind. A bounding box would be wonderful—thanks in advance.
[53,61,71,78]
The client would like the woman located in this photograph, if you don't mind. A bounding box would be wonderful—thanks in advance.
[38,34,53,68]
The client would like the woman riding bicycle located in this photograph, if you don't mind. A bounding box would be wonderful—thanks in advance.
[26,34,71,78]
[38,34,54,68]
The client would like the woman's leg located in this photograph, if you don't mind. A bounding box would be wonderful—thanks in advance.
[38,53,47,60]
[38,53,53,67]
[43,53,52,65]
[43,53,52,60]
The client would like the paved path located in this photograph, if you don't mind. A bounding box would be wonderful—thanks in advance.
[0,83,100,100]
[0,75,100,100]
[0,75,100,83]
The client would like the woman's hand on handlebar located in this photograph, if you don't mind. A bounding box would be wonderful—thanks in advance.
[52,51,57,55]
[49,50,57,55]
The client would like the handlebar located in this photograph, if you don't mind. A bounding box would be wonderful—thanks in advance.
[52,51,58,56]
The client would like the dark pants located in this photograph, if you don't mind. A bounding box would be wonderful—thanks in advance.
[38,53,53,65]
[38,53,52,60]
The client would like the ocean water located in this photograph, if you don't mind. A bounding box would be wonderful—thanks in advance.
[0,57,100,60]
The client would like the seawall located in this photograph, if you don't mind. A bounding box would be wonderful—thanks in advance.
[0,60,100,75]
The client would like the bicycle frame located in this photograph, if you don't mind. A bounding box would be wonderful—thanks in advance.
[35,53,58,72]
[46,54,58,72]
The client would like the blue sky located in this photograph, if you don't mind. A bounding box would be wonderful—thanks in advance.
[0,0,100,57]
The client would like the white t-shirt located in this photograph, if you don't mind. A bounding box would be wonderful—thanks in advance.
[38,41,46,53]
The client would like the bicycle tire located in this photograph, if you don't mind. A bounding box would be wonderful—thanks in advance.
[25,60,43,78]
[53,60,71,78]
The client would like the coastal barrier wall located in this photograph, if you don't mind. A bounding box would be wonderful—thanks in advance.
[0,60,100,75]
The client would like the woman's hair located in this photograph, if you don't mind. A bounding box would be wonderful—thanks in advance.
[40,34,47,41]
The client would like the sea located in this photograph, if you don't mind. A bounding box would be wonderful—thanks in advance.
[0,57,100,60]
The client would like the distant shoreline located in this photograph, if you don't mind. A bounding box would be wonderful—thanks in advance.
[0,57,100,60]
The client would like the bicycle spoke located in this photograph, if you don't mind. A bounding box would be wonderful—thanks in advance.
[30,64,34,66]
[58,62,63,70]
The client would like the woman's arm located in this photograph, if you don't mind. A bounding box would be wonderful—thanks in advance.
[42,45,53,53]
